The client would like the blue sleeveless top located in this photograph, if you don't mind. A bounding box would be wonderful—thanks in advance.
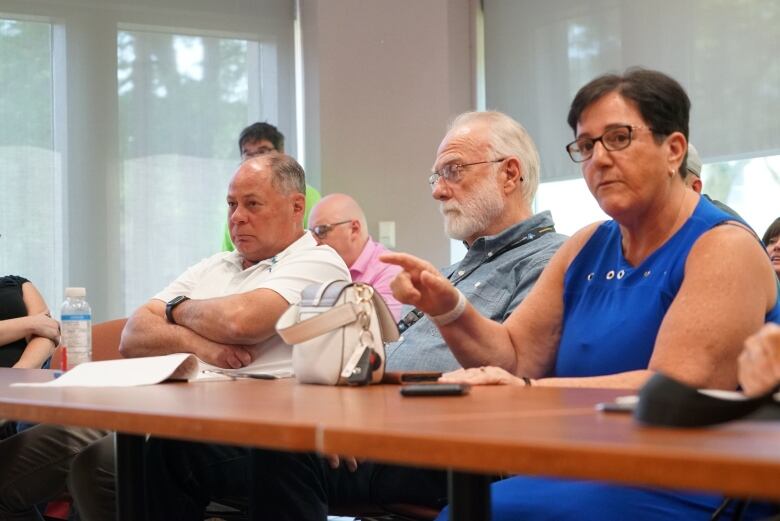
[554,196,780,377]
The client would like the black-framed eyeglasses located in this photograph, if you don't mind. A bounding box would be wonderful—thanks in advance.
[565,125,653,163]
[310,220,352,239]
[428,158,507,188]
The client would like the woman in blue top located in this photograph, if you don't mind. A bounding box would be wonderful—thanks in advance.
[383,68,780,520]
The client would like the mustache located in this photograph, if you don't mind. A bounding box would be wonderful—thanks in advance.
[439,201,461,215]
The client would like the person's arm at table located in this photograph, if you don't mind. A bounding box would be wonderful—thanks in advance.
[119,299,254,369]
[166,288,289,346]
[739,323,780,397]
[381,224,595,378]
[12,282,58,369]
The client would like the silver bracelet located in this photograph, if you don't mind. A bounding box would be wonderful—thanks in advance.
[428,289,467,326]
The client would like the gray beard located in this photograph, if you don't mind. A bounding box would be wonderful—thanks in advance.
[440,182,505,241]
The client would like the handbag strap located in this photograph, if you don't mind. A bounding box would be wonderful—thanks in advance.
[276,301,359,345]
[277,281,401,346]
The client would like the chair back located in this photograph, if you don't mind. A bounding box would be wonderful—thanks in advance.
[50,318,127,369]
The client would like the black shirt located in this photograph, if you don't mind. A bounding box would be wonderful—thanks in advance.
[0,275,30,367]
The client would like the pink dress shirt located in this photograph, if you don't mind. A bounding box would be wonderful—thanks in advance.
[349,238,403,320]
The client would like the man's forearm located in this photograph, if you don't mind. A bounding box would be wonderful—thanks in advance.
[121,305,215,358]
[120,304,253,369]
[170,290,287,345]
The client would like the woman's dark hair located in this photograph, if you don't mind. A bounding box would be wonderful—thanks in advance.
[567,67,691,176]
[238,122,285,154]
[762,217,780,245]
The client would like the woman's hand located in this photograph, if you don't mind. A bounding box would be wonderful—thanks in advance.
[439,366,527,386]
[26,313,61,343]
[379,252,459,316]
[738,323,780,397]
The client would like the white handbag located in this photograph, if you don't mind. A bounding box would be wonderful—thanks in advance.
[275,280,399,385]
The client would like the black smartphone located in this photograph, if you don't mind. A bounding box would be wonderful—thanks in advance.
[383,371,443,384]
[400,383,470,397]
[400,372,442,383]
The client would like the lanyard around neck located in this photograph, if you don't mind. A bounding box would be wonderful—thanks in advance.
[446,225,555,286]
[398,224,555,332]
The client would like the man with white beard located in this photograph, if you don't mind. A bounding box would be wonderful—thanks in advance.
[386,110,566,372]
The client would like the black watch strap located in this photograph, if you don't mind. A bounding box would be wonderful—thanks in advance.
[165,296,190,324]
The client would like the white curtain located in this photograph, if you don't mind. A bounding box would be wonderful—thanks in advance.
[483,0,780,183]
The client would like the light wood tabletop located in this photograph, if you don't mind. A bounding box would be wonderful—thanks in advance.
[2,368,780,517]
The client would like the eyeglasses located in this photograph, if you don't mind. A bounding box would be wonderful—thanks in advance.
[310,220,352,239]
[428,158,506,188]
[565,125,654,163]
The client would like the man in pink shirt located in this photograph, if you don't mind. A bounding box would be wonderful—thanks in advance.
[308,194,402,320]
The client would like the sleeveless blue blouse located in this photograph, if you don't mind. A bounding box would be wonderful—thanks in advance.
[554,196,780,377]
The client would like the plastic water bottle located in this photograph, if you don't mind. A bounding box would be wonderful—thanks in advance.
[61,287,92,368]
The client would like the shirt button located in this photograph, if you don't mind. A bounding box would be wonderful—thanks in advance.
[474,281,481,287]
[487,251,493,257]
[458,270,465,276]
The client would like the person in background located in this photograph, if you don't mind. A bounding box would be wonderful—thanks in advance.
[683,143,742,218]
[307,193,403,319]
[222,122,321,251]
[379,68,779,520]
[0,276,58,369]
[734,219,780,396]
[762,217,780,279]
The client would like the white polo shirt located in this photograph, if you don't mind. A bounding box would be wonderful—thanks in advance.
[154,232,348,304]
[153,232,349,376]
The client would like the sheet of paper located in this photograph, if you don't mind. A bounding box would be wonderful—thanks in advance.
[11,353,200,388]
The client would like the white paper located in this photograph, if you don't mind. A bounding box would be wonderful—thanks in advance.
[12,353,200,388]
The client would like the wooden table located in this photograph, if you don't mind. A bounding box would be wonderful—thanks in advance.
[2,368,780,520]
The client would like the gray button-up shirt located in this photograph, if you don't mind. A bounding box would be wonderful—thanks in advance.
[386,211,566,372]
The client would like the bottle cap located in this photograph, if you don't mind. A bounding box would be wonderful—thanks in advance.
[65,287,87,298]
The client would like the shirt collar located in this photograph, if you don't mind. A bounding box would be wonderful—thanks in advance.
[348,237,377,277]
[222,231,316,271]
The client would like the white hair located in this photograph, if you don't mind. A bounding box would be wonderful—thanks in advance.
[448,111,540,206]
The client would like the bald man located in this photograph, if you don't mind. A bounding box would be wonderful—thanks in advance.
[308,194,402,319]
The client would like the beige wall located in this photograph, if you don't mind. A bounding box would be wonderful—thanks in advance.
[300,0,475,266]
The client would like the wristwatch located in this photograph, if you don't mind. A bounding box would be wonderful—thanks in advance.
[165,296,190,324]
